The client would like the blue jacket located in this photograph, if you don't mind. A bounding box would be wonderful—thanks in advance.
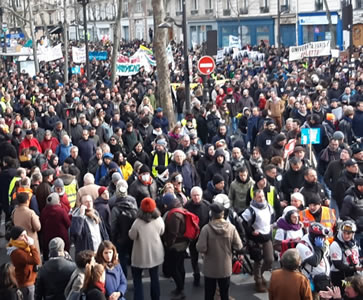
[95,161,122,185]
[70,208,109,253]
[105,264,127,300]
[56,143,73,165]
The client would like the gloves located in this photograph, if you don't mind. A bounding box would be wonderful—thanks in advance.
[314,237,324,248]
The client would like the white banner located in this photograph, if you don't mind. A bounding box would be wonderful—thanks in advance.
[216,50,224,64]
[72,46,86,64]
[229,35,241,49]
[289,41,331,61]
[38,44,63,62]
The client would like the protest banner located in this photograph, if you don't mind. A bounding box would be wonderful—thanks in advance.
[89,51,108,61]
[216,50,224,64]
[289,41,331,61]
[38,44,63,62]
[72,46,86,63]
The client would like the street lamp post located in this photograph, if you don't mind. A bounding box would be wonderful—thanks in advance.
[182,0,190,114]
[78,0,90,80]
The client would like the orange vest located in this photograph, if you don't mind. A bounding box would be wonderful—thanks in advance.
[299,206,336,244]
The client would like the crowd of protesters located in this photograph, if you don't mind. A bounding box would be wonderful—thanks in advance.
[0,38,363,300]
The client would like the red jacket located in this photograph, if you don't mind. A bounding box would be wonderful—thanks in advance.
[19,137,42,154]
[40,137,59,153]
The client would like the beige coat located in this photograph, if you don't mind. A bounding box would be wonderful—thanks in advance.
[76,183,100,206]
[197,218,242,278]
[265,98,285,117]
[13,205,41,253]
[129,216,165,269]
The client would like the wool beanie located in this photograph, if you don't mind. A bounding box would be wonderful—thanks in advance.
[98,186,107,196]
[139,164,150,174]
[47,192,60,206]
[213,174,225,185]
[140,197,156,213]
[49,237,65,257]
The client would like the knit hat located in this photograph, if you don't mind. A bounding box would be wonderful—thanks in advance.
[47,192,60,206]
[98,186,107,196]
[140,197,156,213]
[333,131,344,140]
[156,138,167,147]
[213,174,225,185]
[254,172,265,182]
[117,179,128,194]
[210,202,224,214]
[9,226,25,240]
[64,157,74,165]
[53,178,64,188]
[266,119,275,126]
[289,156,301,165]
[352,145,363,155]
[139,164,150,174]
[26,130,33,135]
[49,237,65,257]
[282,206,299,218]
[274,133,286,143]
[103,152,113,159]
[41,169,54,178]
[112,172,122,184]
[156,107,163,113]
[326,113,335,121]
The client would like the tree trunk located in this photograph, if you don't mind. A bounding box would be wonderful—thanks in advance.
[63,0,69,83]
[323,0,336,48]
[110,0,122,88]
[152,0,175,127]
[28,2,39,74]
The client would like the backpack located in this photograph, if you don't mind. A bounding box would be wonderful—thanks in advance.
[167,208,200,240]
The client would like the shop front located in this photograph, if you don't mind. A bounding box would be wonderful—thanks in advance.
[297,12,342,48]
[217,18,274,48]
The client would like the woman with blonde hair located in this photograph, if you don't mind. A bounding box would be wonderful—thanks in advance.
[138,96,154,114]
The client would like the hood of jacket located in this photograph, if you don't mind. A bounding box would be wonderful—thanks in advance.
[208,219,230,235]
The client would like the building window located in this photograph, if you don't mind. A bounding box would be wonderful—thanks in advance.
[357,0,363,8]
[191,0,198,10]
[136,0,142,12]
[206,0,212,9]
[124,0,128,12]
[177,0,182,12]
[315,0,323,10]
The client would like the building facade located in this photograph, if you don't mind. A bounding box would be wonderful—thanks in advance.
[3,0,363,48]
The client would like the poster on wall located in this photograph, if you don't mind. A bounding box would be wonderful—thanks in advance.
[289,40,331,61]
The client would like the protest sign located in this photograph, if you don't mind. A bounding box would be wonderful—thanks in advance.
[301,128,321,145]
[38,44,63,62]
[72,46,86,63]
[229,35,241,49]
[289,41,331,61]
[89,51,108,61]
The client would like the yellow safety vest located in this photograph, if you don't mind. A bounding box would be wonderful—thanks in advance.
[64,180,77,208]
[250,186,275,208]
[8,176,20,204]
[151,151,170,178]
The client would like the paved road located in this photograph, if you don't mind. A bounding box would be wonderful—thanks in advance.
[0,213,269,300]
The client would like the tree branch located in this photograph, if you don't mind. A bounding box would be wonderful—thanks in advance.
[2,6,30,23]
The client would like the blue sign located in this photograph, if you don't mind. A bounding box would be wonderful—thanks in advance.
[6,33,25,39]
[71,66,81,74]
[301,128,321,145]
[89,51,108,61]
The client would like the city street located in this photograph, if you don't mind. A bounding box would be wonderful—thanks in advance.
[0,214,269,300]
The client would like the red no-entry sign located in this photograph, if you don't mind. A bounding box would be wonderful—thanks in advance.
[197,56,215,75]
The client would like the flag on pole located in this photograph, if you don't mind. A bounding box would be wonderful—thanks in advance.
[284,139,296,159]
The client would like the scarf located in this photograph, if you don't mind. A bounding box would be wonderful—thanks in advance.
[277,218,301,231]
[93,281,106,294]
[138,175,153,186]
[249,156,263,174]
[251,199,267,210]
[85,209,100,224]
[7,239,31,253]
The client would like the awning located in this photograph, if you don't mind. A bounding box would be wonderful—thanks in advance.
[49,26,62,34]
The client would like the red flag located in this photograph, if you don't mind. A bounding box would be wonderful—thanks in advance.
[284,139,296,159]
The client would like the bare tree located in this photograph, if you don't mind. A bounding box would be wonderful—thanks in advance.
[323,0,336,48]
[152,0,175,126]
[110,0,122,88]
[63,0,69,83]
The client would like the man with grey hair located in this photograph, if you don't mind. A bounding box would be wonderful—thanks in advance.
[76,173,100,206]
[269,249,312,300]
[185,186,210,286]
[35,237,76,300]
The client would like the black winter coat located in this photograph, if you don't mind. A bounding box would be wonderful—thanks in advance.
[128,179,157,206]
[281,167,306,202]
[340,186,363,232]
[334,170,360,210]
